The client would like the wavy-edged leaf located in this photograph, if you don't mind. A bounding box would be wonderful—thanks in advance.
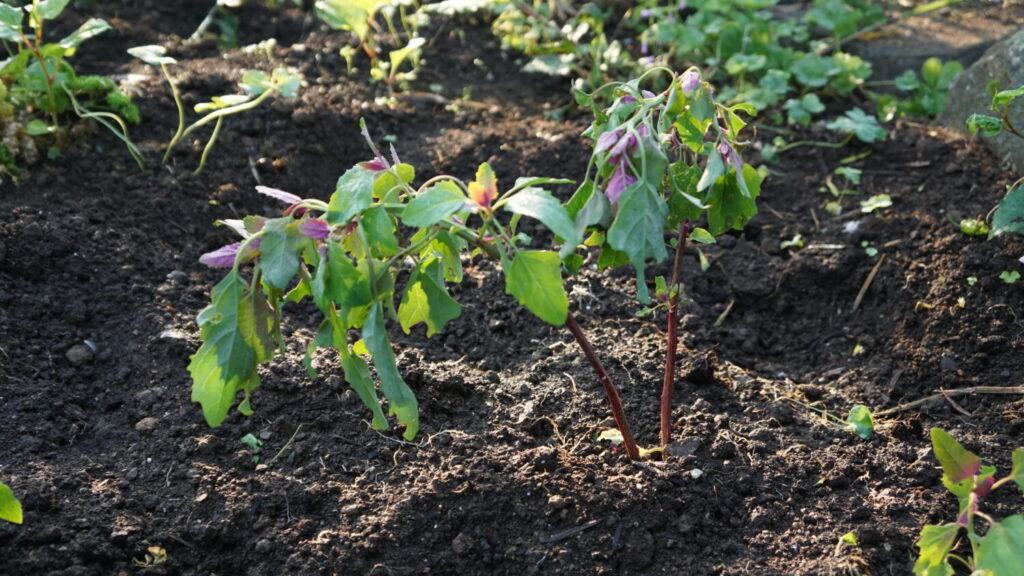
[912,524,958,576]
[363,301,419,439]
[931,428,981,485]
[189,271,259,427]
[399,259,462,336]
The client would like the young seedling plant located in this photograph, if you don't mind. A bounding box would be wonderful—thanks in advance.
[189,67,760,460]
[914,428,1024,575]
[129,45,301,174]
[0,0,143,171]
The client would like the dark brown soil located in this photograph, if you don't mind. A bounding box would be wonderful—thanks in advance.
[2,2,1023,575]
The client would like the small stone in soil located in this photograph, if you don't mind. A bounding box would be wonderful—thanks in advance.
[940,356,959,372]
[135,417,159,433]
[451,532,474,555]
[65,344,94,366]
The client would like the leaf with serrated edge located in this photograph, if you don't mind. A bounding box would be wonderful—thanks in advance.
[189,272,259,427]
[326,165,376,225]
[912,524,958,576]
[399,259,462,336]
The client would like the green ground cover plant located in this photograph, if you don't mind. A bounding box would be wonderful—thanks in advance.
[189,67,759,460]
[0,0,142,180]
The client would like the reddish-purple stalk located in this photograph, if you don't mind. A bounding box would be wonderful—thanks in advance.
[660,221,689,454]
[564,313,641,461]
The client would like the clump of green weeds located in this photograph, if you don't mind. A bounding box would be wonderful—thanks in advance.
[0,0,143,180]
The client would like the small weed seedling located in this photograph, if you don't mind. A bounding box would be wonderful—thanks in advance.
[239,433,264,463]
[914,428,1024,575]
[0,0,143,177]
[190,69,760,460]
[0,480,22,524]
[966,83,1024,264]
[315,0,426,88]
[130,44,301,174]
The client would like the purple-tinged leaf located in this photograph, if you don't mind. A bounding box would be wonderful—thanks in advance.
[299,218,330,239]
[604,162,636,206]
[596,129,622,154]
[718,141,743,172]
[199,241,259,267]
[256,186,301,205]
[680,68,701,95]
[359,156,389,172]
[931,428,981,484]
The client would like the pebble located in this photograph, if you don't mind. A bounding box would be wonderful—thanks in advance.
[65,344,94,366]
[546,494,569,510]
[666,437,701,459]
[451,532,474,555]
[940,356,959,372]
[255,539,273,554]
[165,270,187,281]
[135,417,159,433]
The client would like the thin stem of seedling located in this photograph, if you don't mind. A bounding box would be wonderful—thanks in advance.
[565,313,641,461]
[195,117,224,174]
[266,424,303,466]
[160,62,186,164]
[773,133,854,155]
[62,85,145,169]
[659,220,688,454]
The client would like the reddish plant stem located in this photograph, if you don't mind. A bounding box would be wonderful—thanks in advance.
[660,221,689,453]
[564,313,640,461]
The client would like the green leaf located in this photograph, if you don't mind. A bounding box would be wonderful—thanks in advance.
[1000,270,1020,284]
[399,259,462,336]
[362,205,399,257]
[895,70,920,91]
[402,181,466,228]
[989,183,1024,238]
[25,119,54,136]
[389,37,426,76]
[696,150,725,192]
[341,347,388,430]
[689,228,716,244]
[189,272,260,427]
[967,114,1004,137]
[668,163,704,224]
[706,165,761,236]
[33,0,72,21]
[58,18,110,52]
[503,187,581,258]
[315,0,376,40]
[127,45,177,66]
[312,241,372,313]
[860,194,892,213]
[931,428,981,485]
[505,250,568,325]
[0,481,22,525]
[975,515,1024,575]
[792,53,834,88]
[522,54,574,76]
[363,301,419,440]
[1010,447,1024,494]
[607,181,669,303]
[258,219,301,290]
[827,109,886,143]
[912,524,958,576]
[993,85,1024,108]
[239,289,277,363]
[0,4,22,42]
[326,165,376,224]
[845,405,874,440]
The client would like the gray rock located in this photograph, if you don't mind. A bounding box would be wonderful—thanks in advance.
[938,30,1024,173]
[135,417,159,433]
[65,344,94,366]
